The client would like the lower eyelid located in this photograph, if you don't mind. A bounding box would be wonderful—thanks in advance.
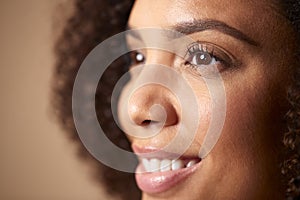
[180,63,222,78]
[181,56,229,76]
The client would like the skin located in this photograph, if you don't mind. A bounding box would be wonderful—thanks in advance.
[118,0,297,199]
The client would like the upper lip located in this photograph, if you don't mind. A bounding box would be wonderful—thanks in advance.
[132,144,200,160]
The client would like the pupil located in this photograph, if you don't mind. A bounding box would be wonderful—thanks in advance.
[136,53,144,62]
[196,52,211,65]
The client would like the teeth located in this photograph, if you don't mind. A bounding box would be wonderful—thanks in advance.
[141,158,199,173]
[142,159,150,172]
[186,160,197,168]
[160,159,171,172]
[149,159,160,172]
[171,160,184,170]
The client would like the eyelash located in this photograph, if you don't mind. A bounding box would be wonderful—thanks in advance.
[129,42,234,74]
[183,42,233,74]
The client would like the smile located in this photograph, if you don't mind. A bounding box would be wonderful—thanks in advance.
[133,146,202,194]
[141,158,201,172]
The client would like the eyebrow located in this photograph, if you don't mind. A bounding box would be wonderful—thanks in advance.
[127,19,259,47]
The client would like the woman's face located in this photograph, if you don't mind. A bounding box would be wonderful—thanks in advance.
[119,0,296,199]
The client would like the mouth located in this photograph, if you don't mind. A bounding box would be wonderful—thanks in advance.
[133,145,202,194]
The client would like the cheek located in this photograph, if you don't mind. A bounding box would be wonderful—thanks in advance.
[224,69,281,159]
[184,76,213,146]
[206,65,286,196]
[224,62,287,146]
[181,56,288,197]
[195,88,212,137]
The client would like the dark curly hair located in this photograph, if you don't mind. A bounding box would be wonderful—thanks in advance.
[52,0,300,199]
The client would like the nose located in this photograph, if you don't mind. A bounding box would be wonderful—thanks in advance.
[127,50,179,128]
[128,84,178,127]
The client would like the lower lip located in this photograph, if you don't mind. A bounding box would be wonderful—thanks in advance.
[135,162,200,194]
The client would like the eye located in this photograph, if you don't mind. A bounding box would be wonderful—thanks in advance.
[185,43,221,67]
[184,42,234,75]
[190,51,217,66]
[129,50,145,66]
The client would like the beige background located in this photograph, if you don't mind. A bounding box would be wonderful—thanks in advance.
[0,0,109,199]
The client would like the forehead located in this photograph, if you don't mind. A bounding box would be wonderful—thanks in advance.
[128,0,284,45]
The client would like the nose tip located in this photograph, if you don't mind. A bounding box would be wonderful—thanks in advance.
[128,85,178,127]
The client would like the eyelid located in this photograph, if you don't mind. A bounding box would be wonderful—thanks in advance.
[184,41,241,68]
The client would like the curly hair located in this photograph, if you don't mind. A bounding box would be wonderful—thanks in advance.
[52,0,300,199]
[52,1,140,199]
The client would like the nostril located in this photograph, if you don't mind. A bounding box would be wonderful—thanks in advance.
[127,87,179,127]
[141,119,161,126]
[142,120,152,126]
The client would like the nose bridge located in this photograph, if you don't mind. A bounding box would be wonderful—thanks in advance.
[146,48,175,67]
